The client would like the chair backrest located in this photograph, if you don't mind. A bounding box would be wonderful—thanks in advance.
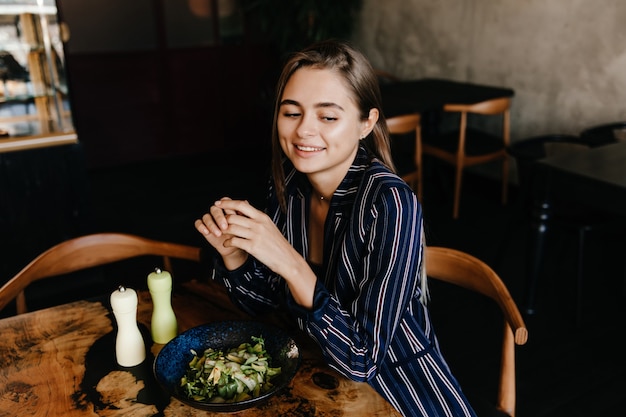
[425,246,528,417]
[387,113,423,200]
[445,96,511,115]
[0,233,202,315]
[448,97,511,153]
[444,96,511,150]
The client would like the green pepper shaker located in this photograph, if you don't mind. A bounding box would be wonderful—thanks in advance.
[147,267,178,344]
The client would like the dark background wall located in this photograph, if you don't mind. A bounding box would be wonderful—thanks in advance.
[57,0,276,169]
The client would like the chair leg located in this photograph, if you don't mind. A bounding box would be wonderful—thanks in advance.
[502,157,509,205]
[453,165,463,219]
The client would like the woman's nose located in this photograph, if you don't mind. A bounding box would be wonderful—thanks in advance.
[296,114,317,138]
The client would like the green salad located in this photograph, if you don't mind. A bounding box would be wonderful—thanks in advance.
[180,336,282,403]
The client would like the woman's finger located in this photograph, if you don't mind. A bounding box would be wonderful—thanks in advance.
[215,199,259,219]
[194,218,210,235]
[198,211,224,236]
[209,204,229,230]
[217,197,238,216]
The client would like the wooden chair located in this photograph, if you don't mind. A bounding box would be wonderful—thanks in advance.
[0,233,202,315]
[387,113,423,200]
[423,97,511,218]
[425,246,528,417]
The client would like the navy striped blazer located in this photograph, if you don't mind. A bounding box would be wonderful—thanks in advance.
[213,145,476,417]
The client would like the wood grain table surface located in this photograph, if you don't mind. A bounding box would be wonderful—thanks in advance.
[0,278,401,417]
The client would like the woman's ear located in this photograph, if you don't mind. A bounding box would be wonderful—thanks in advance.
[361,108,379,139]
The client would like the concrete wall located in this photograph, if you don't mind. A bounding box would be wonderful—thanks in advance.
[353,0,626,143]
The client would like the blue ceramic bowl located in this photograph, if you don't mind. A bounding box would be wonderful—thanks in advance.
[153,320,301,412]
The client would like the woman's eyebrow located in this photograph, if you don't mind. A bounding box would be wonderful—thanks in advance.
[279,99,344,112]
[280,99,299,106]
[316,102,344,111]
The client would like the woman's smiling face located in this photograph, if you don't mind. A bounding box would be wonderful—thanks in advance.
[277,67,377,182]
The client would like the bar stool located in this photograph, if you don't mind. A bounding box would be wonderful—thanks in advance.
[508,134,626,324]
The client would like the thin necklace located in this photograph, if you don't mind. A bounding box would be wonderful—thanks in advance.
[314,190,330,201]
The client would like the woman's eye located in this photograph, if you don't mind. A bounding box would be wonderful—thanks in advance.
[283,112,301,118]
[321,115,337,122]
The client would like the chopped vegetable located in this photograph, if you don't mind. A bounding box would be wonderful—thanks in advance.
[180,336,282,403]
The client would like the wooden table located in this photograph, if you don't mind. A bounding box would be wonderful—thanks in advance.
[524,141,626,315]
[0,278,401,416]
[380,77,515,117]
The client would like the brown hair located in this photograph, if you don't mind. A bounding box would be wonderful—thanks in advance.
[270,39,395,210]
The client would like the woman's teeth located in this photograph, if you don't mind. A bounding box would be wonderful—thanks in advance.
[296,145,324,152]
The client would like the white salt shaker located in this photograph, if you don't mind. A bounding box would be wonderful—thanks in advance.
[110,285,146,367]
[147,268,178,344]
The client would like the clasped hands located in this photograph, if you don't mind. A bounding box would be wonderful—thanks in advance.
[195,197,316,309]
[195,198,290,274]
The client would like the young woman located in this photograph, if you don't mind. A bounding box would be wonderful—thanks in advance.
[195,39,476,417]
